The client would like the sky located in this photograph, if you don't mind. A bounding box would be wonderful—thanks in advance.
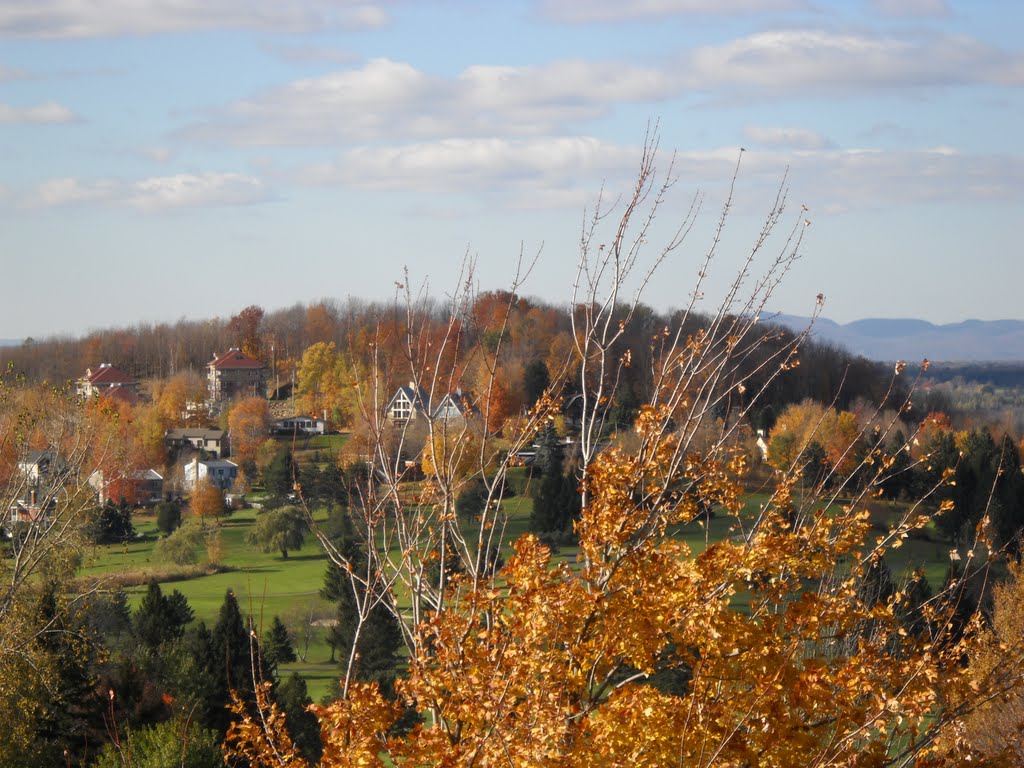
[1,0,1022,340]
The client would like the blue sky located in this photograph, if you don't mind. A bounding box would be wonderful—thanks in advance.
[1,0,1021,340]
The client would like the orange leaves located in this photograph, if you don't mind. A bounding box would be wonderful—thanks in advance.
[312,683,398,768]
[227,396,271,467]
[569,686,688,768]
[224,684,311,768]
[227,390,997,767]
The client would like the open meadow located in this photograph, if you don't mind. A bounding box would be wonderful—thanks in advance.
[77,474,958,704]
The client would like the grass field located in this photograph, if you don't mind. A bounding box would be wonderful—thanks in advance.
[80,482,957,702]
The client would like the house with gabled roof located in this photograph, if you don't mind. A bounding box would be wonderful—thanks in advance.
[8,450,69,532]
[17,448,69,487]
[432,389,477,427]
[165,427,227,458]
[385,383,479,428]
[385,381,431,424]
[207,348,266,402]
[77,363,139,399]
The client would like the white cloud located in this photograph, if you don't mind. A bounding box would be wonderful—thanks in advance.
[783,146,1024,211]
[0,1,389,39]
[686,29,1024,92]
[129,172,266,210]
[287,139,1024,215]
[538,0,807,23]
[293,136,639,198]
[0,101,75,123]
[743,125,833,150]
[23,172,267,210]
[183,30,1024,149]
[182,57,679,146]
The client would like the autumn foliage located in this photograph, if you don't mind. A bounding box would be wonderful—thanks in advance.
[228,402,1018,766]
[223,141,1024,767]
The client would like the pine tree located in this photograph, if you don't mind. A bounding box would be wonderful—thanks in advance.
[523,358,550,408]
[264,446,296,501]
[134,581,194,648]
[205,590,268,734]
[276,673,322,762]
[263,616,297,676]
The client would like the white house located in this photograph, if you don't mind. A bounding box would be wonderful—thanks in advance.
[273,415,327,436]
[385,382,431,424]
[385,383,478,427]
[184,458,238,491]
[17,449,68,487]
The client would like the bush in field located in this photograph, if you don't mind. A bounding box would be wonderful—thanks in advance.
[153,523,204,565]
[155,500,182,536]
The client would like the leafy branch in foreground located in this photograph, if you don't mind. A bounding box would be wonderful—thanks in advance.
[226,135,1024,767]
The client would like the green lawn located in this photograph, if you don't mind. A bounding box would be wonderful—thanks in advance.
[270,431,351,465]
[80,483,957,702]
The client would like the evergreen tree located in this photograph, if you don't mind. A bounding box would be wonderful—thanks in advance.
[264,446,296,501]
[86,499,136,544]
[155,499,182,536]
[33,581,105,764]
[134,581,194,648]
[530,426,581,535]
[991,434,1024,554]
[263,616,297,675]
[319,462,348,509]
[165,621,222,730]
[455,476,488,520]
[928,430,965,541]
[936,427,1024,551]
[322,560,402,695]
[879,430,913,500]
[276,673,322,762]
[203,590,270,734]
[523,358,550,408]
[533,423,563,476]
[298,463,323,506]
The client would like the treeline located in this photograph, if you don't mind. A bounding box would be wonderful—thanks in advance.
[0,294,903,427]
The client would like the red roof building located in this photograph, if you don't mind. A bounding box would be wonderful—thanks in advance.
[207,348,267,402]
[77,363,139,398]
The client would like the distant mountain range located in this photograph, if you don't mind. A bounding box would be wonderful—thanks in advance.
[770,315,1024,363]
[0,339,20,347]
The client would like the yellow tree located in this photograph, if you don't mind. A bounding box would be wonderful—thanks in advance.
[189,476,225,527]
[154,370,209,427]
[227,396,271,468]
[225,136,1024,767]
[296,341,349,426]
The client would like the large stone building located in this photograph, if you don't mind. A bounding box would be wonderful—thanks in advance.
[207,348,266,402]
[77,363,139,400]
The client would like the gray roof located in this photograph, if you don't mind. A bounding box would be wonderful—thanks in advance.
[166,428,225,440]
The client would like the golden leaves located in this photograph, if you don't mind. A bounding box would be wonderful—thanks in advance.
[227,392,1004,768]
